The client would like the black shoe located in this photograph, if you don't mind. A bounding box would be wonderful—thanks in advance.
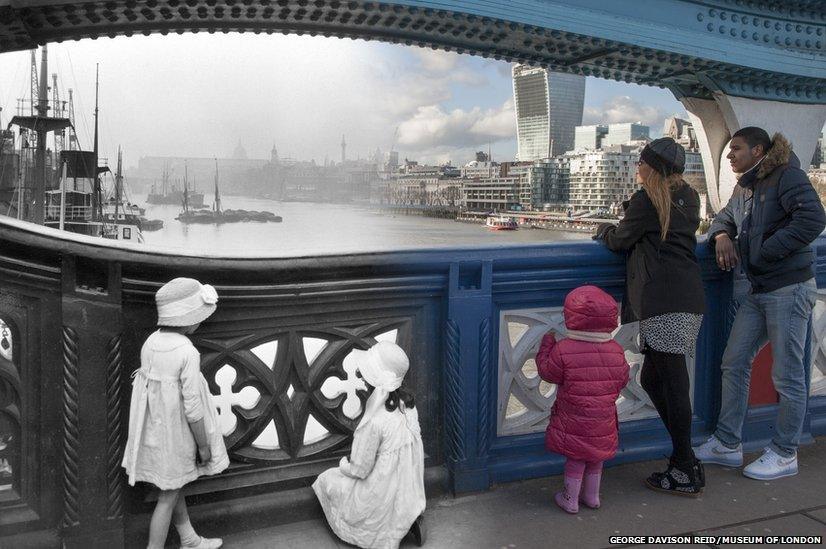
[408,514,426,546]
[645,461,703,497]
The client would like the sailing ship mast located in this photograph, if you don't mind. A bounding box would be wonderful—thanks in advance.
[8,45,72,224]
[92,64,102,225]
[114,146,122,225]
[182,161,189,213]
[213,158,221,213]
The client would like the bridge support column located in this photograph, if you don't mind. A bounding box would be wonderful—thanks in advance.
[444,261,493,493]
[680,95,826,213]
[58,256,126,549]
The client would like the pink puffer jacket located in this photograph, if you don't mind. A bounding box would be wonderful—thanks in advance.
[535,285,630,462]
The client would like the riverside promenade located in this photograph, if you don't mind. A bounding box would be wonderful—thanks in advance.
[220,439,826,549]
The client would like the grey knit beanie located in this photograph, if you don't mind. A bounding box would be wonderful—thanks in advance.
[640,137,686,176]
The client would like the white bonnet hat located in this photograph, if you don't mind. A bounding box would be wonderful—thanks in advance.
[352,341,409,391]
[351,342,410,430]
[156,277,218,327]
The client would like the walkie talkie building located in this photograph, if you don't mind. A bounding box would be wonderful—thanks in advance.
[512,64,585,161]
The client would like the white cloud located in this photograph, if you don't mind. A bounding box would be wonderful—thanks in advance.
[583,95,669,128]
[397,99,515,153]
[413,49,460,73]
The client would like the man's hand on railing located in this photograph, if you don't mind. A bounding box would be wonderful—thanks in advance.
[714,233,739,271]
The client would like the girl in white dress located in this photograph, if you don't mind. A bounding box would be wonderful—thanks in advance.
[313,341,426,549]
[122,277,229,549]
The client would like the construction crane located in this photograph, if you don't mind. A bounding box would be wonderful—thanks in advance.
[22,49,39,150]
[29,49,38,118]
[52,73,64,158]
[67,89,78,150]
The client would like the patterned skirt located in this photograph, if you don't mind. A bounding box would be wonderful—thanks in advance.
[639,312,703,357]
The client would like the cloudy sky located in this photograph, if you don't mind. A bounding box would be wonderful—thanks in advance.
[0,33,687,169]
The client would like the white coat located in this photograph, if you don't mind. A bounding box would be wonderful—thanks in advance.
[312,404,426,549]
[121,330,228,490]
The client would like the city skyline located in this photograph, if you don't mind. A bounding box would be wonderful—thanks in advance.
[0,34,692,169]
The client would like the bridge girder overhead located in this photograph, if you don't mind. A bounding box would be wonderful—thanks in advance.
[0,0,824,105]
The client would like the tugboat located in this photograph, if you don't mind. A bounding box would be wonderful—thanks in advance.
[485,214,518,231]
[101,148,163,234]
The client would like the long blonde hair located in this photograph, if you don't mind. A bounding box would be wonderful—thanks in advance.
[641,171,684,241]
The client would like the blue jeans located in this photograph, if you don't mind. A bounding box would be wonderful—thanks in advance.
[714,278,816,457]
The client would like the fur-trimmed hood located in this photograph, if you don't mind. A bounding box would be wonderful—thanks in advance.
[738,132,799,187]
[757,133,794,179]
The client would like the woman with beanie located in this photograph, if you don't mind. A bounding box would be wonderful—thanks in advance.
[593,137,706,496]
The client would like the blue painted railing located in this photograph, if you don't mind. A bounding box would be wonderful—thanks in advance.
[446,234,826,492]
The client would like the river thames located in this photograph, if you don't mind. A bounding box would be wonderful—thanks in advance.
[139,195,587,256]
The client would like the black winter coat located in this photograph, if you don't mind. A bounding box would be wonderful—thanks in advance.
[708,133,826,294]
[600,183,706,324]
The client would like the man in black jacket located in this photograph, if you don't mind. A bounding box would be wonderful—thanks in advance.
[695,127,826,480]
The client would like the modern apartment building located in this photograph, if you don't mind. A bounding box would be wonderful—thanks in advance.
[503,158,570,210]
[602,123,650,147]
[460,175,523,212]
[566,144,641,213]
[512,64,585,160]
[574,125,609,151]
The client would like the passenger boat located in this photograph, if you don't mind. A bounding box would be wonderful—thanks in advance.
[485,215,518,231]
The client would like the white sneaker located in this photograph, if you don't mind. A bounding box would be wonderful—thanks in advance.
[693,435,743,466]
[742,447,798,480]
[180,537,223,549]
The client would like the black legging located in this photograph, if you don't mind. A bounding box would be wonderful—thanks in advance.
[640,349,696,468]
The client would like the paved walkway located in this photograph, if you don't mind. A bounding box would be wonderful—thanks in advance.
[221,440,826,549]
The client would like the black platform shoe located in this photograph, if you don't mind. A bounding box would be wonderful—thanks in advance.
[645,460,703,497]
[408,514,426,546]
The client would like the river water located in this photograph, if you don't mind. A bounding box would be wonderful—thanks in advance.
[139,195,587,256]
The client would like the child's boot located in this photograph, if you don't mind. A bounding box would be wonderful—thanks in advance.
[554,476,582,514]
[580,471,602,509]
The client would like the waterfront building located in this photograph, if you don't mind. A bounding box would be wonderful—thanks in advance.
[386,163,461,207]
[602,123,649,148]
[814,137,822,168]
[566,144,641,213]
[813,131,824,168]
[461,159,499,179]
[130,155,270,193]
[664,117,699,152]
[512,64,585,160]
[384,150,400,173]
[502,157,570,211]
[460,174,523,212]
[574,125,609,151]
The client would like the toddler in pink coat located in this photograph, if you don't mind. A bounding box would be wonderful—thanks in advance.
[535,285,630,514]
